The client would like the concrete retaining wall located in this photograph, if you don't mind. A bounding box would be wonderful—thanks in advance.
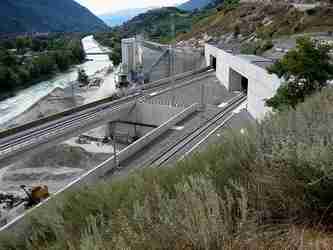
[117,103,198,162]
[124,103,186,127]
[0,103,198,236]
[205,43,282,120]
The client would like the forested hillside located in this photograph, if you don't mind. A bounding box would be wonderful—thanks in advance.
[118,7,194,43]
[99,8,154,27]
[0,34,85,98]
[0,0,108,34]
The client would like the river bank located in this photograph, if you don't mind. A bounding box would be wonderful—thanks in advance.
[0,36,112,126]
[0,62,117,182]
[0,36,120,224]
[1,65,115,129]
[0,66,120,226]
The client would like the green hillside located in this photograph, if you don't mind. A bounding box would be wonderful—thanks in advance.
[115,7,194,43]
[0,0,108,34]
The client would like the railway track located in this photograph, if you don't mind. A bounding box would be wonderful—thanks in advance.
[145,93,247,168]
[0,68,214,162]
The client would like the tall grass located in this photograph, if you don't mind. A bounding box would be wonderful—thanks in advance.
[2,87,333,249]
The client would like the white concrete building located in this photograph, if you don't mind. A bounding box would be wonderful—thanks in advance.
[121,38,143,76]
[205,43,282,120]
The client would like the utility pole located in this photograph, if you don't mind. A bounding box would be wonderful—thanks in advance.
[200,83,205,110]
[170,14,176,107]
[71,81,75,104]
[113,136,117,168]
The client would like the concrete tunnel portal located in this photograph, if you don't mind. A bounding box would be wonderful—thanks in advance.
[210,55,217,70]
[229,68,248,94]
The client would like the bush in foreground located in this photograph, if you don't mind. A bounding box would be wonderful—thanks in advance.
[2,88,333,249]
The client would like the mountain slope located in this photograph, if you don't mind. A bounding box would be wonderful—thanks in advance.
[178,0,212,11]
[0,0,108,34]
[100,7,154,27]
[116,7,193,42]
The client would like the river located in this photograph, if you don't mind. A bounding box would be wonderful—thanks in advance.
[0,35,112,125]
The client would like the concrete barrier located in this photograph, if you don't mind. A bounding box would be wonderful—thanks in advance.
[124,103,186,127]
[0,103,199,236]
[117,103,198,163]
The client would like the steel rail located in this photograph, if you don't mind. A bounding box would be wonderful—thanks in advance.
[0,70,213,150]
[0,67,212,144]
[147,94,247,167]
[0,69,215,160]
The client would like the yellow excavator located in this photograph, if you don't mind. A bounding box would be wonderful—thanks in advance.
[20,185,50,208]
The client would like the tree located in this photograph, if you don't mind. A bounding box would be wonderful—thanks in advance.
[266,37,333,111]
[34,54,56,75]
[54,51,70,71]
[1,40,15,50]
[0,66,14,92]
[68,42,85,63]
[15,37,31,53]
[108,51,121,66]
[0,51,16,67]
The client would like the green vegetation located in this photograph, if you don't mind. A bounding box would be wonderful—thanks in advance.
[93,5,221,63]
[0,35,85,98]
[178,2,333,43]
[2,84,333,249]
[220,0,240,10]
[94,32,122,66]
[119,7,194,43]
[0,0,107,34]
[240,40,274,55]
[266,37,333,111]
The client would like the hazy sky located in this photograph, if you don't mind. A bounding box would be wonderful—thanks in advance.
[75,0,188,14]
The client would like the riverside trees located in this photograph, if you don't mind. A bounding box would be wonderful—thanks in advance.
[94,32,122,66]
[0,35,85,96]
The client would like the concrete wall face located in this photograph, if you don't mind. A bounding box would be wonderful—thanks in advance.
[124,103,186,127]
[122,38,142,74]
[205,44,282,120]
[229,68,243,92]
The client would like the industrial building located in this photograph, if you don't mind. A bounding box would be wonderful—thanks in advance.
[205,43,282,120]
[121,37,143,81]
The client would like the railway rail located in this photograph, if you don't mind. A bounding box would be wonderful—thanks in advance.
[0,67,213,163]
[142,93,247,168]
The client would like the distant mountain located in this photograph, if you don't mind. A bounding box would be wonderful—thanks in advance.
[178,0,212,11]
[0,0,108,34]
[115,7,193,42]
[100,7,155,27]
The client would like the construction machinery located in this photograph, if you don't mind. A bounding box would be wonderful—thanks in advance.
[20,185,50,208]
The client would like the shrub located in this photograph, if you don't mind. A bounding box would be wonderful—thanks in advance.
[266,36,333,111]
[240,40,274,55]
[2,88,333,249]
